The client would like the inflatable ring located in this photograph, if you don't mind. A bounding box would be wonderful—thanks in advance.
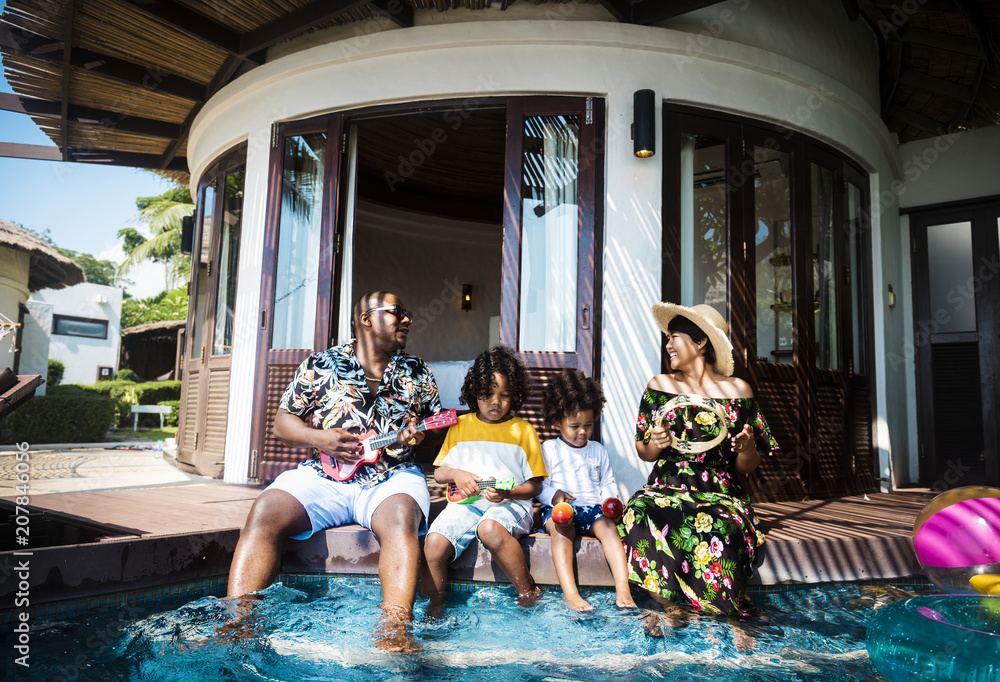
[658,394,730,455]
[866,595,1000,681]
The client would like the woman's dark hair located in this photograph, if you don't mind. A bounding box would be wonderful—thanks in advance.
[542,369,606,427]
[667,315,717,367]
[460,345,532,413]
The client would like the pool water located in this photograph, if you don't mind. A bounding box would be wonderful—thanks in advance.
[7,578,926,681]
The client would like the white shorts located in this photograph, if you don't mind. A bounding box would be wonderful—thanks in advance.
[266,464,431,540]
[427,500,533,562]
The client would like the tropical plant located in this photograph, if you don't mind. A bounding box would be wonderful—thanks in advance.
[47,359,65,386]
[121,286,189,328]
[117,187,194,293]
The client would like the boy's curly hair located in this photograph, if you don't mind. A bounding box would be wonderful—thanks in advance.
[460,345,532,413]
[542,369,605,427]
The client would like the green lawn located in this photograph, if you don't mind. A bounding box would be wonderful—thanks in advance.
[109,426,178,442]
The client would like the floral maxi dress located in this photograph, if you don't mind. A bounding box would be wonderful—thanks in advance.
[618,389,778,618]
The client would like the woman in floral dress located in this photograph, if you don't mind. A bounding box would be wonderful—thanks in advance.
[619,302,778,624]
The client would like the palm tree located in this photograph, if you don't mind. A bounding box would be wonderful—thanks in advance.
[117,188,194,292]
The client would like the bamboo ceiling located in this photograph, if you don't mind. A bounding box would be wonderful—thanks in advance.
[0,0,997,184]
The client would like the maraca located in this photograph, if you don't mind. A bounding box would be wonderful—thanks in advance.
[602,497,624,518]
[551,502,574,526]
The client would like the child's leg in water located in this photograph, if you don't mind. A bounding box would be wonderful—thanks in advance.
[589,516,637,608]
[477,519,541,604]
[545,517,591,611]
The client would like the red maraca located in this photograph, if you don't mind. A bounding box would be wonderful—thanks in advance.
[551,502,574,526]
[602,497,624,518]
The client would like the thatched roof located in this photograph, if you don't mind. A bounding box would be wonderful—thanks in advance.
[0,217,86,291]
[0,0,997,183]
[122,318,185,336]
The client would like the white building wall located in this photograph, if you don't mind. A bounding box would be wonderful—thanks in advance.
[189,5,902,490]
[32,283,124,386]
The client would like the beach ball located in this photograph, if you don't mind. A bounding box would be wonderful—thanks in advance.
[912,486,1000,594]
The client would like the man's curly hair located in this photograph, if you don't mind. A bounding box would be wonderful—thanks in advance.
[542,369,606,427]
[459,345,532,414]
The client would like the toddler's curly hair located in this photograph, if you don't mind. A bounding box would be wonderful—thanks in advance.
[460,345,531,413]
[542,369,605,427]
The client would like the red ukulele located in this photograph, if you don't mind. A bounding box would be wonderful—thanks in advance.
[319,409,457,481]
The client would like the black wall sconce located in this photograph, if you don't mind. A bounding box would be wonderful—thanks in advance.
[462,284,472,311]
[632,89,655,158]
[180,215,194,254]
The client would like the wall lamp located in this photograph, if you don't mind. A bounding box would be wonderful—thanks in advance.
[632,89,655,158]
[462,284,472,312]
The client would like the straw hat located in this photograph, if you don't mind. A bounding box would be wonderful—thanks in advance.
[652,302,735,377]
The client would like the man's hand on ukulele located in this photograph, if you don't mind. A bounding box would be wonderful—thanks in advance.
[451,469,482,499]
[396,416,424,448]
[320,428,362,463]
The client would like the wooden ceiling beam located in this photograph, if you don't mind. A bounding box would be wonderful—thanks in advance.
[885,104,950,134]
[0,142,62,162]
[68,148,188,171]
[901,26,985,59]
[1,93,183,138]
[60,0,75,162]
[120,0,259,65]
[240,0,367,55]
[630,0,728,25]
[898,69,974,104]
[0,26,206,101]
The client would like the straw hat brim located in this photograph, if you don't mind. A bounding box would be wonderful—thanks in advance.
[652,302,735,377]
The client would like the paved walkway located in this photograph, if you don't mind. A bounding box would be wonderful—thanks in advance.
[0,444,210,496]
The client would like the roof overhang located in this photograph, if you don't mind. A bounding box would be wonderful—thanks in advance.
[0,0,997,181]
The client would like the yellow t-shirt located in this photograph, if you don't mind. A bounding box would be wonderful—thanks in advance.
[434,413,547,513]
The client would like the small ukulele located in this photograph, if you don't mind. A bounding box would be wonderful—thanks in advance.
[319,408,458,481]
[447,477,515,504]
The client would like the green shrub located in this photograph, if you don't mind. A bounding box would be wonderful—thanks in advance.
[158,400,180,427]
[0,392,115,444]
[86,379,183,426]
[116,368,137,382]
[47,359,65,387]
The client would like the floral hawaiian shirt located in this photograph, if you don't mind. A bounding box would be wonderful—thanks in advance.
[278,342,442,487]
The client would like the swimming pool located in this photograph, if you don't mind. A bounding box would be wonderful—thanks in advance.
[5,576,929,681]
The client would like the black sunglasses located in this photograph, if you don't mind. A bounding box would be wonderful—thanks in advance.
[365,305,412,321]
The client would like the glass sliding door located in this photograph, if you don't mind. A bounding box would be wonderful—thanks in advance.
[250,116,343,482]
[811,163,838,369]
[272,133,327,350]
[519,114,580,352]
[754,146,792,365]
[679,134,728,308]
[177,146,247,476]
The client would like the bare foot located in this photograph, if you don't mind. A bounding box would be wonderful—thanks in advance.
[615,589,637,609]
[373,605,421,653]
[731,621,757,653]
[563,593,593,611]
[424,597,447,621]
[515,586,542,607]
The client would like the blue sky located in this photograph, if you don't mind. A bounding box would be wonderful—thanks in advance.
[0,2,178,298]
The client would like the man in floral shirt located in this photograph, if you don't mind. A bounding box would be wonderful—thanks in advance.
[226,291,441,652]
